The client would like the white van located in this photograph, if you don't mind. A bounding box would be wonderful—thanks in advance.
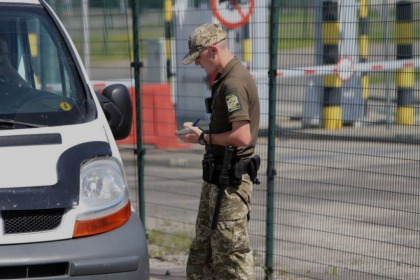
[0,0,149,279]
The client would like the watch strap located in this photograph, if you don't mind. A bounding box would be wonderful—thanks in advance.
[199,131,207,145]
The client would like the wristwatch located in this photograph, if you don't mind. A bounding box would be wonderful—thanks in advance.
[198,132,207,146]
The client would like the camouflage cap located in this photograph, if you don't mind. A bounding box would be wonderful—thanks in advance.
[182,23,227,65]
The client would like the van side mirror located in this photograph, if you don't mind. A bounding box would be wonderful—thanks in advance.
[96,84,133,140]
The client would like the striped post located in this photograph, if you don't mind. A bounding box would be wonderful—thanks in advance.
[359,0,369,116]
[322,0,341,129]
[396,1,414,125]
[164,0,173,83]
[243,22,251,67]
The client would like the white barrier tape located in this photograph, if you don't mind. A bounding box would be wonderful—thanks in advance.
[251,58,420,80]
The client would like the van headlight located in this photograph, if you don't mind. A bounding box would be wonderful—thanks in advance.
[73,157,131,238]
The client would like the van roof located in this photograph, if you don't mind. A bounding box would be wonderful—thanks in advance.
[0,0,40,4]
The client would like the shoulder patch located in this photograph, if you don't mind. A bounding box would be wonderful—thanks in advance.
[225,88,241,113]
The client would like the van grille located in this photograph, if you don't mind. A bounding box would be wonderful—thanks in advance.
[2,209,64,234]
[0,263,68,279]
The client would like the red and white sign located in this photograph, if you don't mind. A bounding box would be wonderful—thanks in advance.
[211,0,255,29]
[334,56,355,82]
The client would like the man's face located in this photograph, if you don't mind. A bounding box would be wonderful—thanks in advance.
[194,47,217,75]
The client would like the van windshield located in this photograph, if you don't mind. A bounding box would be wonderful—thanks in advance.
[0,4,89,128]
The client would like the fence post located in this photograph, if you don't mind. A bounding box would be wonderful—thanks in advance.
[131,0,145,226]
[396,1,414,125]
[266,0,280,278]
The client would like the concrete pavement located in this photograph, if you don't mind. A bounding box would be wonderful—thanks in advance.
[123,123,420,280]
[148,258,187,280]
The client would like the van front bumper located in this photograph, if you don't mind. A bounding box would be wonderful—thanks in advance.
[0,212,149,280]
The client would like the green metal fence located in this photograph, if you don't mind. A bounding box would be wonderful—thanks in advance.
[51,0,420,279]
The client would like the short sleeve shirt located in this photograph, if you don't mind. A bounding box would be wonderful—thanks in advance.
[208,57,260,161]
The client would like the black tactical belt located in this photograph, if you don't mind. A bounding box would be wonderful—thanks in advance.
[215,160,249,174]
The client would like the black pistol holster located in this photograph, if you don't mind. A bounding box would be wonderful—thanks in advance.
[202,152,216,183]
[248,155,261,185]
[230,158,244,185]
[229,155,261,185]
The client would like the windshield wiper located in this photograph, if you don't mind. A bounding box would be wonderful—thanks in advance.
[0,119,48,128]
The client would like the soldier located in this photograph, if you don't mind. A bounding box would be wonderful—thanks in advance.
[176,23,260,280]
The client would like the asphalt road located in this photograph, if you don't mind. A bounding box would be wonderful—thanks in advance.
[120,124,420,280]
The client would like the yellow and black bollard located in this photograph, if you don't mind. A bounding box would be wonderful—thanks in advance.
[396,1,414,125]
[322,0,341,129]
[164,0,173,83]
[243,22,251,67]
[359,0,369,117]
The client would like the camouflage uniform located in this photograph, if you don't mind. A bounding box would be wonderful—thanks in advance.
[182,23,259,280]
[186,175,255,280]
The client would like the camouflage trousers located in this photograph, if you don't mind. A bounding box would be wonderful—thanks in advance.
[186,174,255,280]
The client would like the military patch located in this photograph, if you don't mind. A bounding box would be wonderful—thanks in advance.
[225,88,241,113]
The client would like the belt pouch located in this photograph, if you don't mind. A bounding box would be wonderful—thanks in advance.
[230,160,244,185]
[202,154,216,183]
[248,155,261,184]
